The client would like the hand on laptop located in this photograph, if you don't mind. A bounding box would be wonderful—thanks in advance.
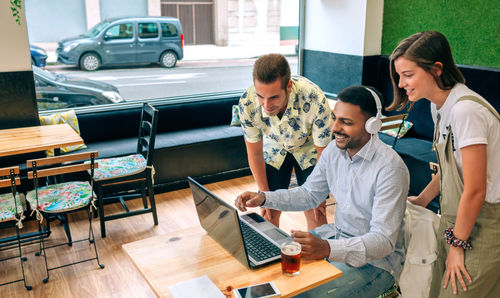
[291,230,330,260]
[235,191,266,211]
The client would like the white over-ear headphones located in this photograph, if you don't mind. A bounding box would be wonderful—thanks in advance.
[364,87,383,134]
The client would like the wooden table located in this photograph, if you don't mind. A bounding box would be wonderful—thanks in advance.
[123,227,342,298]
[0,123,85,248]
[0,124,84,157]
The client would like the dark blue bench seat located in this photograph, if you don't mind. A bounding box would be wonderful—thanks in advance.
[75,94,250,192]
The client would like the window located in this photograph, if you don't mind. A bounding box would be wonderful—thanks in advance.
[25,0,300,112]
[161,23,178,37]
[83,21,111,38]
[139,23,159,39]
[106,23,133,40]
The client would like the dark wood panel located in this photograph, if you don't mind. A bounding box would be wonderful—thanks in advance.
[161,2,214,45]
[179,4,194,44]
[0,71,39,129]
[161,4,178,18]
[194,4,213,44]
[162,0,212,2]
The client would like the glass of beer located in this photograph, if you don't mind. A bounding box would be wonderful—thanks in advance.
[281,241,301,276]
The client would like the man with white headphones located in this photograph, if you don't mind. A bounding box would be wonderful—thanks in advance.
[236,85,410,297]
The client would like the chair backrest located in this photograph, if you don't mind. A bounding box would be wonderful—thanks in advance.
[381,113,408,148]
[0,166,20,189]
[26,151,99,182]
[381,113,408,131]
[137,103,159,167]
[0,166,22,216]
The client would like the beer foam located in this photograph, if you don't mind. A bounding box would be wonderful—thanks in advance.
[281,243,301,255]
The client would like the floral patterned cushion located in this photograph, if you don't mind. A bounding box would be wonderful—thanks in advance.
[39,109,87,156]
[0,192,24,223]
[93,154,147,181]
[26,181,94,213]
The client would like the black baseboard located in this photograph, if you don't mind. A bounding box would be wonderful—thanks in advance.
[0,70,39,129]
[302,50,363,95]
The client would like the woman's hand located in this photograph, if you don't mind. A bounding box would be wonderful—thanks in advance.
[408,196,426,206]
[443,246,472,294]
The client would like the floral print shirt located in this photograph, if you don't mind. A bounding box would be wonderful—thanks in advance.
[239,75,332,170]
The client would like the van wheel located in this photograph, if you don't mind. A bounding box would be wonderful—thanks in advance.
[80,53,101,71]
[160,51,177,68]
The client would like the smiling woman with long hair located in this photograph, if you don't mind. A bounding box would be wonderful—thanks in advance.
[389,31,500,297]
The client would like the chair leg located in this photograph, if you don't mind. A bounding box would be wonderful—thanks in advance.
[92,202,99,218]
[0,225,33,290]
[38,222,50,283]
[35,219,50,257]
[141,180,148,209]
[58,213,72,246]
[15,226,32,290]
[147,176,158,226]
[87,207,105,269]
[96,185,107,238]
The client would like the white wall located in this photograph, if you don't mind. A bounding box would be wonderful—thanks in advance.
[281,0,299,26]
[85,0,101,29]
[304,0,383,56]
[100,0,148,19]
[1,0,30,72]
[25,0,87,42]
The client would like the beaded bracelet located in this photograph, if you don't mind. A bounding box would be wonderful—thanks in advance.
[444,228,472,250]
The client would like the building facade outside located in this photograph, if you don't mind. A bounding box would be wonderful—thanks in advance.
[25,0,298,49]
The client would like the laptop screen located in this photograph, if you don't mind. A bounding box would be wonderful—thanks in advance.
[188,177,249,268]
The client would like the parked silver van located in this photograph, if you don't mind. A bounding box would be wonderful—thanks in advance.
[57,17,184,71]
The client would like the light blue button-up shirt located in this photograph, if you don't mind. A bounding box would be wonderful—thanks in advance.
[263,135,409,279]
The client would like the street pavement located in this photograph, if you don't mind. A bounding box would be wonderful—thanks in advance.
[36,42,296,64]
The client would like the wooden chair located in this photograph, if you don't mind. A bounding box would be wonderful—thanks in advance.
[0,166,31,290]
[93,103,159,237]
[380,113,409,148]
[26,151,104,283]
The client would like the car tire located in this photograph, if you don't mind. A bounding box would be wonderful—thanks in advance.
[80,53,101,71]
[160,51,177,68]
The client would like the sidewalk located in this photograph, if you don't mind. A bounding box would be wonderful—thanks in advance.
[36,42,296,64]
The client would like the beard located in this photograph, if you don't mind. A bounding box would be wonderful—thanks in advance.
[333,131,366,151]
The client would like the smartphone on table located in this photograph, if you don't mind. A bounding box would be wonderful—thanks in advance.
[233,281,280,298]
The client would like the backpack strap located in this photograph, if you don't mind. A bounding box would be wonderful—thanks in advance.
[457,96,500,121]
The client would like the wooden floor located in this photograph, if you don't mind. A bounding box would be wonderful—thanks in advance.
[0,175,335,297]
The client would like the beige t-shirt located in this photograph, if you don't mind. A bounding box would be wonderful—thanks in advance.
[431,83,500,203]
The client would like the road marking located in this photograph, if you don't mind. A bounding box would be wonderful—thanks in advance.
[114,81,186,87]
[90,76,117,80]
[88,73,204,81]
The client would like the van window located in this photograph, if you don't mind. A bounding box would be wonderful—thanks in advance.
[161,23,178,37]
[106,23,133,40]
[83,21,111,38]
[139,23,159,39]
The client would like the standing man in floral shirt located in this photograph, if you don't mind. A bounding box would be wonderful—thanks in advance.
[239,53,332,229]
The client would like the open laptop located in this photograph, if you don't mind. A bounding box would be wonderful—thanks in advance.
[188,177,292,269]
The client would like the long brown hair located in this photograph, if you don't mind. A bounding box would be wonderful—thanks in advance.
[388,31,465,111]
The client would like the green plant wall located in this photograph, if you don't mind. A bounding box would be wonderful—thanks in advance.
[382,0,500,68]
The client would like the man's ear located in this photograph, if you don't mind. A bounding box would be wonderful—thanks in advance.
[287,80,292,93]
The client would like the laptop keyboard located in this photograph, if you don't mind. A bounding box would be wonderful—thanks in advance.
[240,222,281,262]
